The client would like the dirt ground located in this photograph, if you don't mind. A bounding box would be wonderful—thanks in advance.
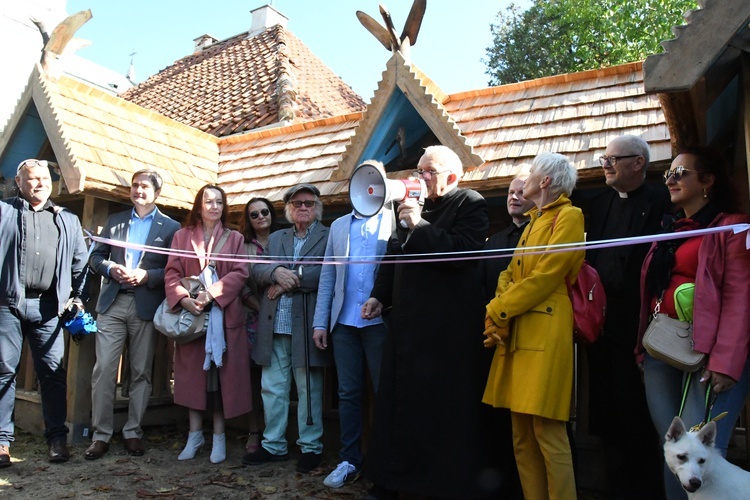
[0,426,371,499]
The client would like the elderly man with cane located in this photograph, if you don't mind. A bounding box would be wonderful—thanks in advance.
[243,184,330,474]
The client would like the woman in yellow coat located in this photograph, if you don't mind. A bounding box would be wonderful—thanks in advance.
[484,152,584,499]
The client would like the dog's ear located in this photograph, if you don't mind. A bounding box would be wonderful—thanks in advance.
[697,421,717,447]
[665,416,686,442]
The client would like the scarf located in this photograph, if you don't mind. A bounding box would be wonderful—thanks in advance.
[202,265,226,370]
[645,202,721,298]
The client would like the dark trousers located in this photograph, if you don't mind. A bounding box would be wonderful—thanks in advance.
[0,298,68,446]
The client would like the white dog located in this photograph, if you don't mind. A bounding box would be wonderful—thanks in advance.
[664,416,750,499]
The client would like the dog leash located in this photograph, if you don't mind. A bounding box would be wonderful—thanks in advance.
[679,372,728,432]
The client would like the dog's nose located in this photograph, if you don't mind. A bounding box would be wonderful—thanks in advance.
[688,478,702,491]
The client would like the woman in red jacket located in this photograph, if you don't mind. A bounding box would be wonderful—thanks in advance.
[165,185,250,464]
[636,147,750,499]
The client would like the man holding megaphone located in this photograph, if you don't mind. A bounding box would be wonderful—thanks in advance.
[360,146,500,499]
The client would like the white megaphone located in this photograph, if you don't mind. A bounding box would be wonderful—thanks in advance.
[349,163,426,221]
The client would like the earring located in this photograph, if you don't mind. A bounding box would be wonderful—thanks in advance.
[703,188,708,199]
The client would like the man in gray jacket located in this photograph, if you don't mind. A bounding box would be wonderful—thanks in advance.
[243,183,330,474]
[86,169,179,459]
[312,161,394,488]
[0,159,88,467]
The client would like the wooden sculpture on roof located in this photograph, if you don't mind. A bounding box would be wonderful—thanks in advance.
[31,10,93,79]
[357,0,426,63]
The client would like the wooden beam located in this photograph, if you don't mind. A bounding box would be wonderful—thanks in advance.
[31,66,86,194]
[742,52,750,212]
[643,0,750,92]
[66,195,109,443]
[657,92,700,154]
[331,57,398,182]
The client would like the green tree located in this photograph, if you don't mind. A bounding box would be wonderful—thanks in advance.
[485,0,698,85]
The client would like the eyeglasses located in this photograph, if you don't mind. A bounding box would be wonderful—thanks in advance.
[663,165,692,182]
[413,169,448,180]
[250,208,270,219]
[287,200,316,209]
[16,159,49,175]
[598,155,640,167]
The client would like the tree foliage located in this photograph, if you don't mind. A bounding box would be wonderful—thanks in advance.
[485,0,698,85]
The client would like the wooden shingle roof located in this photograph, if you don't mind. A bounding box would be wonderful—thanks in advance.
[33,65,218,209]
[220,113,362,212]
[332,51,483,183]
[447,61,671,191]
[121,25,366,137]
[223,61,670,207]
[3,60,669,214]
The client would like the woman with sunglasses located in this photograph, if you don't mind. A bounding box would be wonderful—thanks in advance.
[636,146,750,499]
[238,197,280,453]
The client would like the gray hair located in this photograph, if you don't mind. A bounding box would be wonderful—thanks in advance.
[419,145,464,177]
[284,196,323,224]
[612,135,650,172]
[533,152,577,198]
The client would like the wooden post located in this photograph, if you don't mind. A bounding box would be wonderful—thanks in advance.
[66,195,109,444]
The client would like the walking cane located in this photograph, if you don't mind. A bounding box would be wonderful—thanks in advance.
[298,266,314,426]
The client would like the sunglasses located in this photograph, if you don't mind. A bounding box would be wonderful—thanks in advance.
[16,159,49,175]
[663,165,692,182]
[250,208,270,219]
[287,200,316,208]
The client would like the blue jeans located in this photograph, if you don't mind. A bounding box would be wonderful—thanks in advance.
[0,299,68,447]
[331,322,386,467]
[260,334,323,455]
[644,354,750,499]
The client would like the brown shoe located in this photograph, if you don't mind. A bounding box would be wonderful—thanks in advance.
[0,444,10,468]
[84,440,109,460]
[48,439,70,463]
[124,437,145,456]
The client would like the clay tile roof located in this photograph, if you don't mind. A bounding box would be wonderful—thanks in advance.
[121,25,366,137]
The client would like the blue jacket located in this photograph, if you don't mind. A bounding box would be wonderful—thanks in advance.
[0,196,89,315]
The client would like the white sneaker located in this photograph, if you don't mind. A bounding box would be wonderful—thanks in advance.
[323,460,360,488]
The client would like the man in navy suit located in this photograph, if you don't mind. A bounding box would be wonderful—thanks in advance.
[86,169,180,459]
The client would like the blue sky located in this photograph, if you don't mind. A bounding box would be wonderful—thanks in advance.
[67,0,524,99]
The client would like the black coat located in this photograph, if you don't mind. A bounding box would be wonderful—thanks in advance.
[479,221,528,304]
[583,181,670,493]
[366,188,503,499]
[586,183,671,346]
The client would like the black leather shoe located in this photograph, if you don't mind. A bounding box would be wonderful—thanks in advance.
[84,440,109,460]
[242,446,288,466]
[296,452,321,473]
[48,439,70,463]
[124,437,145,456]
[0,444,10,468]
[364,484,398,500]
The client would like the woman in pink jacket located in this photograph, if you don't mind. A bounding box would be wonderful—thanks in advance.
[165,185,250,464]
[636,147,750,499]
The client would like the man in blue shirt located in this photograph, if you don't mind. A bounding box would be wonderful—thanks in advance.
[312,161,395,488]
[86,170,180,459]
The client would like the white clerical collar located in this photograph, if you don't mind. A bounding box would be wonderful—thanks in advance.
[618,191,628,198]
